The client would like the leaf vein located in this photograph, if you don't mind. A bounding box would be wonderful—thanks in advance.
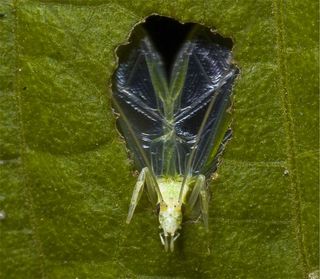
[13,1,47,277]
[273,0,309,275]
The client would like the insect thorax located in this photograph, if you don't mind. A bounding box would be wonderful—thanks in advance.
[156,177,191,235]
[157,177,189,205]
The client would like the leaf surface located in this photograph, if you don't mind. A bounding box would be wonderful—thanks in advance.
[0,0,318,278]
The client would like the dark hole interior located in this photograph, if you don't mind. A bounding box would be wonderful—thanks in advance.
[141,15,233,74]
[116,15,234,76]
[142,16,195,74]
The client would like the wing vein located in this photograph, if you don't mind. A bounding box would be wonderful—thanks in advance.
[112,98,164,203]
[178,69,236,202]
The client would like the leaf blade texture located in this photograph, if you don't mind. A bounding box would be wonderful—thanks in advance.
[0,0,318,278]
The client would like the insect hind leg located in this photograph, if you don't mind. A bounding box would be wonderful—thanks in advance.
[200,184,209,229]
[186,174,209,229]
[187,174,205,211]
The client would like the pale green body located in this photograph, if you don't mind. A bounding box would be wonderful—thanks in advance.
[158,178,189,240]
[126,168,208,252]
[158,177,189,205]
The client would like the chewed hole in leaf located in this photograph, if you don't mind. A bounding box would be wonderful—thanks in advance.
[111,14,239,251]
[112,15,239,177]
[117,15,235,78]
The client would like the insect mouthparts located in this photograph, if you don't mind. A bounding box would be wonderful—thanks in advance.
[160,231,180,252]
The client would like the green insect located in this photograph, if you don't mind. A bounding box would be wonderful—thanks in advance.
[112,25,238,252]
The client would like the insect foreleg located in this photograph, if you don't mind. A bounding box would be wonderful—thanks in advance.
[187,174,206,211]
[126,167,148,224]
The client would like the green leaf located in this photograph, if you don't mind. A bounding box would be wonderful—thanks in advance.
[0,0,318,278]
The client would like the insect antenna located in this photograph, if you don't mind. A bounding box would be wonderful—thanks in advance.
[178,69,236,203]
[112,97,165,203]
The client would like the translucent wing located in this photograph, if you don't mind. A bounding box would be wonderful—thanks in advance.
[112,31,168,174]
[170,32,238,177]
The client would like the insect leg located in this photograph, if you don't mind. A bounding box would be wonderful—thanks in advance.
[145,169,158,205]
[126,167,148,224]
[199,183,210,229]
[187,174,205,211]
